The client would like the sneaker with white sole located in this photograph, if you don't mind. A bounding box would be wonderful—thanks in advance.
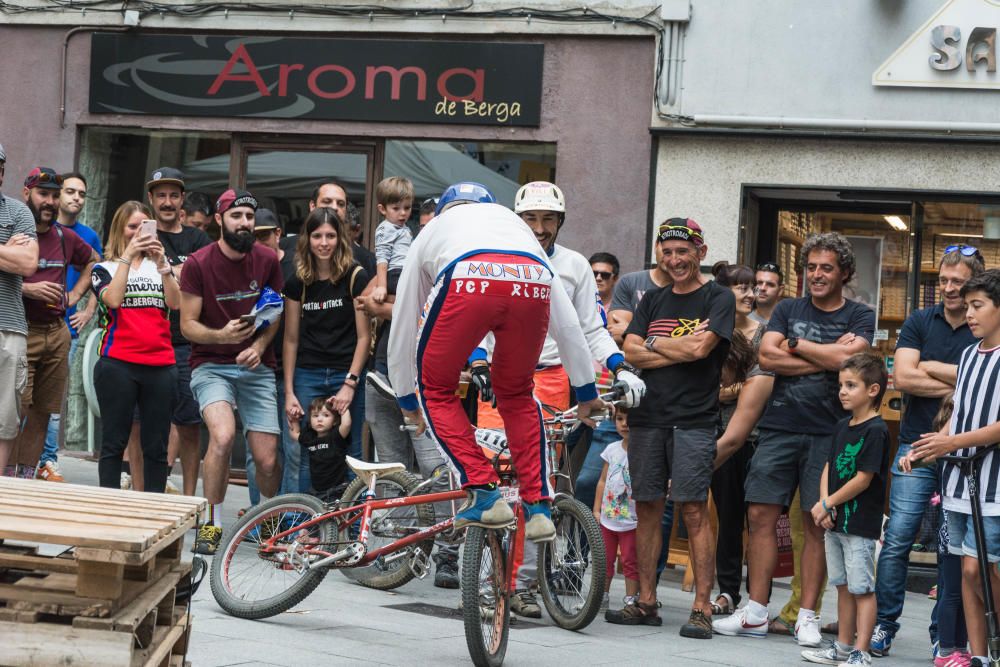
[839,649,872,666]
[870,624,893,657]
[454,488,515,530]
[120,472,132,490]
[803,643,852,665]
[796,613,823,647]
[523,501,556,542]
[711,606,768,638]
[36,461,65,482]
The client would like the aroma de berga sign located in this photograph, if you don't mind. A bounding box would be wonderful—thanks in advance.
[89,33,543,126]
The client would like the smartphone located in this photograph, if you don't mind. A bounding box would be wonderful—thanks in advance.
[238,314,256,325]
[140,219,157,238]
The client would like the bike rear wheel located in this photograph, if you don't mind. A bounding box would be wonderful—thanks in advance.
[338,470,435,590]
[537,496,607,630]
[462,526,511,667]
[210,494,331,620]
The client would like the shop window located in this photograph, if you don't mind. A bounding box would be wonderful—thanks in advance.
[80,128,230,244]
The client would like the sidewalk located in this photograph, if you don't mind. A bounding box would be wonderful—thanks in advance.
[57,455,935,666]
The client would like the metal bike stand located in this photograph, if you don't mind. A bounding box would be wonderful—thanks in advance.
[942,449,1000,667]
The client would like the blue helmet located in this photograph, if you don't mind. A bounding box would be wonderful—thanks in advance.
[435,182,496,215]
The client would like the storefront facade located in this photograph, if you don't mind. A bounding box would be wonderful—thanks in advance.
[1,2,669,451]
[651,0,1000,471]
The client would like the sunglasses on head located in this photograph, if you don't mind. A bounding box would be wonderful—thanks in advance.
[943,244,980,257]
[422,197,439,207]
[27,171,63,187]
[593,270,614,280]
[756,262,781,275]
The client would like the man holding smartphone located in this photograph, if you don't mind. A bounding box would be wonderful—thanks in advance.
[148,168,211,498]
[180,189,284,555]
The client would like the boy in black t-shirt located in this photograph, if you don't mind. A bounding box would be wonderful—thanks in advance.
[289,397,352,499]
[803,353,889,667]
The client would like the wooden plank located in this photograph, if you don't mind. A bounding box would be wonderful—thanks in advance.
[77,560,125,599]
[0,515,154,552]
[0,550,78,574]
[0,495,189,522]
[0,486,203,519]
[0,477,206,511]
[74,565,186,634]
[76,520,192,565]
[0,505,172,537]
[0,620,136,667]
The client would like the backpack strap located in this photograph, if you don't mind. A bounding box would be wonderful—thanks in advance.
[349,265,362,296]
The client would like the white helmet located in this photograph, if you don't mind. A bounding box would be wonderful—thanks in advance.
[514,181,566,215]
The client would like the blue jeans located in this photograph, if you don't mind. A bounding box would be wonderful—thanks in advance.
[42,337,78,464]
[574,419,619,512]
[292,367,364,492]
[875,442,939,636]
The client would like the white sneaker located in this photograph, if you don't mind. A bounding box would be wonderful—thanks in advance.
[120,472,132,490]
[711,606,768,638]
[802,643,852,665]
[796,613,823,647]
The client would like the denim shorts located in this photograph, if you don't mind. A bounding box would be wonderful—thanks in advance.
[947,509,1000,563]
[628,426,716,503]
[745,429,832,510]
[825,531,877,595]
[190,363,280,435]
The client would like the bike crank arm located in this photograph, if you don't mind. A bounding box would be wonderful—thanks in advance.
[309,542,366,569]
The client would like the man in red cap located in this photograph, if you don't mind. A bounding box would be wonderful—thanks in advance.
[180,189,284,555]
[614,217,735,638]
[5,168,97,480]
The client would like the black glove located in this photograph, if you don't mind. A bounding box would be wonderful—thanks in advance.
[471,364,494,404]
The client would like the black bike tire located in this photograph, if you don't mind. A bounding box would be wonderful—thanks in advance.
[338,470,435,590]
[210,494,330,620]
[462,526,510,667]
[537,496,607,631]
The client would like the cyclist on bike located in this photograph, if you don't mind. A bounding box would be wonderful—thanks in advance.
[387,182,605,543]
[472,181,645,617]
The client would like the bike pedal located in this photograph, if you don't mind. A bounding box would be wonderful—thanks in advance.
[409,548,431,579]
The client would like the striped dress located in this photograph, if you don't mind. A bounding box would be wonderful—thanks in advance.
[941,342,1000,516]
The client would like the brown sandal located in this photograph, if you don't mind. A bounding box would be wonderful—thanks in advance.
[605,600,663,626]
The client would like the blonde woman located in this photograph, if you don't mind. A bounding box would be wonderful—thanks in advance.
[91,201,179,492]
[283,207,370,492]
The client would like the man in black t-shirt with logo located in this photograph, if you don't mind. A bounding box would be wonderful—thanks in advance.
[614,218,734,638]
[714,232,875,647]
[148,167,212,497]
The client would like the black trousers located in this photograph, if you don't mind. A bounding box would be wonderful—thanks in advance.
[710,438,756,606]
[95,357,177,493]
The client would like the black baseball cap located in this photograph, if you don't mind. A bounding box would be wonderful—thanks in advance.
[216,188,258,215]
[254,208,279,231]
[146,167,185,192]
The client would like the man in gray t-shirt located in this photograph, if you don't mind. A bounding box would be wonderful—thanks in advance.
[607,241,670,344]
[0,144,40,472]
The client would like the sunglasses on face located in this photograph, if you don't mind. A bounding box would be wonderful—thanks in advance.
[943,244,980,257]
[593,270,614,280]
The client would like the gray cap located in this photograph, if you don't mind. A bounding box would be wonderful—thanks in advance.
[0,143,6,163]
[254,208,279,231]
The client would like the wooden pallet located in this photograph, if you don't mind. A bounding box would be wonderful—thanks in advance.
[0,476,205,611]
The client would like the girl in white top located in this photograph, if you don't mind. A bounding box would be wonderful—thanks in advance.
[594,407,639,616]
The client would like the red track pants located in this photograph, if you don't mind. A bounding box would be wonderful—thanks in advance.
[416,253,553,503]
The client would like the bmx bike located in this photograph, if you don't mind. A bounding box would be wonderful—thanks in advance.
[210,390,618,667]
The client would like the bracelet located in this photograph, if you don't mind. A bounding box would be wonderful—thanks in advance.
[343,382,357,390]
[822,499,834,514]
[116,257,130,267]
[158,265,174,276]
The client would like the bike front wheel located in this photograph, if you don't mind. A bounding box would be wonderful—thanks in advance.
[462,526,511,667]
[537,496,607,630]
[210,494,331,620]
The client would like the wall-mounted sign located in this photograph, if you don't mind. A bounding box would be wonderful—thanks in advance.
[89,34,543,126]
[874,0,1000,89]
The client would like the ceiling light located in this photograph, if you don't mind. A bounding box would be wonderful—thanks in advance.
[884,215,908,231]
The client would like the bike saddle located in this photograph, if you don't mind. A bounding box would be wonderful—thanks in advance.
[346,456,406,484]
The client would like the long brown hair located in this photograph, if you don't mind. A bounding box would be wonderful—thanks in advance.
[295,207,354,285]
[106,201,153,261]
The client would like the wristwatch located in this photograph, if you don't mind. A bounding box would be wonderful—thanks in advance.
[787,336,800,352]
[644,335,658,351]
[346,372,360,384]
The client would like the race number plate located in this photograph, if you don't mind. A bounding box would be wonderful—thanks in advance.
[500,486,520,504]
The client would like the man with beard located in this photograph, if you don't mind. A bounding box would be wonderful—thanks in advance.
[149,168,212,497]
[754,262,784,323]
[180,189,284,555]
[0,146,39,475]
[6,168,96,480]
[37,172,103,482]
[714,232,875,646]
